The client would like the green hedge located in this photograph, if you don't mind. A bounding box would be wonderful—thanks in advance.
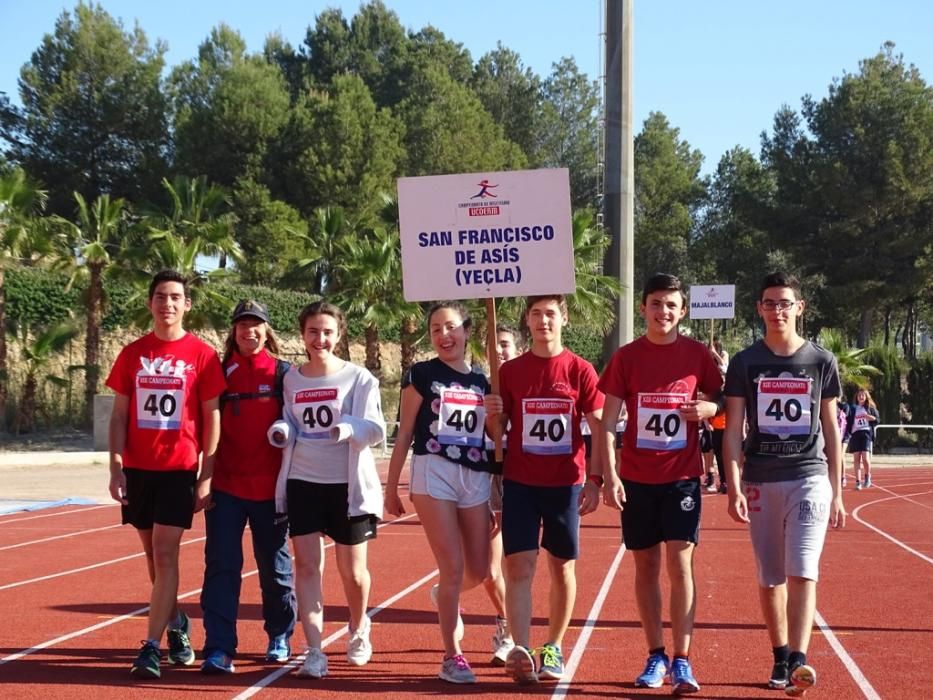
[906,353,933,448]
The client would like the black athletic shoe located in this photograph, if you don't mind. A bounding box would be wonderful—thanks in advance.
[768,660,788,689]
[167,611,195,665]
[131,640,162,678]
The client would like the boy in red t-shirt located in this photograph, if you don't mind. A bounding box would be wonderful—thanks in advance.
[106,270,225,679]
[484,295,604,685]
[596,273,722,695]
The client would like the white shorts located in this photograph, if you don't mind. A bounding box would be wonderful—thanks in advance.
[410,454,491,509]
[743,475,832,587]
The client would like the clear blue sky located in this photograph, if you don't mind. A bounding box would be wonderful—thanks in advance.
[2,0,931,174]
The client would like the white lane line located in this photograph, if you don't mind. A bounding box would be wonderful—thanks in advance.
[232,567,440,699]
[0,515,418,664]
[814,610,882,700]
[0,504,116,524]
[852,491,933,565]
[0,537,206,592]
[0,524,122,551]
[551,544,627,700]
[874,482,933,512]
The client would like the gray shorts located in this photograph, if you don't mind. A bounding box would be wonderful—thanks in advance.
[410,454,491,509]
[743,475,832,587]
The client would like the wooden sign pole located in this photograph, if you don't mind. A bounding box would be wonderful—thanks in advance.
[485,298,503,462]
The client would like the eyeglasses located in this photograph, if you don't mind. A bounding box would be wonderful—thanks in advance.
[760,300,797,311]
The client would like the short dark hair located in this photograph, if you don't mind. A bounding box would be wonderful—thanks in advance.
[759,272,801,300]
[641,273,685,306]
[427,301,472,332]
[496,322,524,350]
[148,269,189,300]
[524,294,567,317]
[298,300,347,338]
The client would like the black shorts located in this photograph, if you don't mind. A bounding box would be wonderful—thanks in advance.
[501,480,581,560]
[847,431,873,453]
[286,480,379,546]
[122,468,196,530]
[700,428,713,453]
[621,478,701,550]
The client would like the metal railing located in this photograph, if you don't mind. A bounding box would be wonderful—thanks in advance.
[873,424,933,451]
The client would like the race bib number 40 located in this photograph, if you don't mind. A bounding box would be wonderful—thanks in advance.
[136,375,185,430]
[521,398,573,455]
[438,389,486,447]
[636,393,688,450]
[293,388,341,440]
[757,377,812,436]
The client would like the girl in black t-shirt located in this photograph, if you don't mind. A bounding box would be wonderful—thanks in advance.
[385,301,492,684]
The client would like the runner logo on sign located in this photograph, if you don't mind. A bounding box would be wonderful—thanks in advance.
[757,377,812,436]
[636,392,688,450]
[136,374,185,430]
[292,387,340,440]
[438,388,486,447]
[521,398,573,455]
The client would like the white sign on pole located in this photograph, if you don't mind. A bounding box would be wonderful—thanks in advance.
[397,168,575,301]
[689,285,736,319]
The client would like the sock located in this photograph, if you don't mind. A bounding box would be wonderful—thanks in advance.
[169,611,185,630]
[788,651,807,669]
[146,639,161,650]
[673,654,689,661]
[649,646,665,658]
[773,644,790,664]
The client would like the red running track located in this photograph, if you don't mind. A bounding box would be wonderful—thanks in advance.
[1,465,931,698]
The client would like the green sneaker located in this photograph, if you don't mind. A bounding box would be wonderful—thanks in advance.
[131,640,162,678]
[167,611,195,666]
[538,643,564,681]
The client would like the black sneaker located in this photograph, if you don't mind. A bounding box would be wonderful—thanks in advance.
[769,660,788,689]
[131,640,162,678]
[167,611,195,665]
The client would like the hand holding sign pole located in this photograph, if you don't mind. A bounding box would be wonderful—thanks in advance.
[397,168,575,466]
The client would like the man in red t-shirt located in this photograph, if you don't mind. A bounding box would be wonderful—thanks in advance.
[106,270,225,679]
[485,295,604,685]
[596,273,722,695]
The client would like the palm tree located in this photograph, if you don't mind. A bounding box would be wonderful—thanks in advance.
[0,168,49,426]
[819,329,881,395]
[285,206,350,295]
[12,321,79,434]
[334,226,419,378]
[56,192,126,425]
[494,208,621,350]
[116,177,244,332]
[158,175,239,269]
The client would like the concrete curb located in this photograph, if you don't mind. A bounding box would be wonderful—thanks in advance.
[0,451,108,467]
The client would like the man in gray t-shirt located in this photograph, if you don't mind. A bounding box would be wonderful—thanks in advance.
[723,272,846,697]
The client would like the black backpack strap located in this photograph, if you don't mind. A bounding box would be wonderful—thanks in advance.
[220,358,291,416]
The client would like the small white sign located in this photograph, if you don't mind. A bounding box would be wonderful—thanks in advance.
[397,169,575,301]
[689,285,736,319]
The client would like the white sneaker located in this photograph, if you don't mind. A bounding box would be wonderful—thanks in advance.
[439,654,476,683]
[347,617,373,666]
[295,648,328,678]
[430,583,464,642]
[491,616,514,665]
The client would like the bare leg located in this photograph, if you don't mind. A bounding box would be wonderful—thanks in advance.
[141,525,185,643]
[334,541,370,632]
[786,576,817,653]
[758,583,789,648]
[633,546,664,650]
[666,541,696,656]
[292,533,325,649]
[504,550,537,649]
[545,554,575,648]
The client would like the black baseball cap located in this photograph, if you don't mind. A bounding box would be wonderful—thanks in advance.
[231,299,270,324]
